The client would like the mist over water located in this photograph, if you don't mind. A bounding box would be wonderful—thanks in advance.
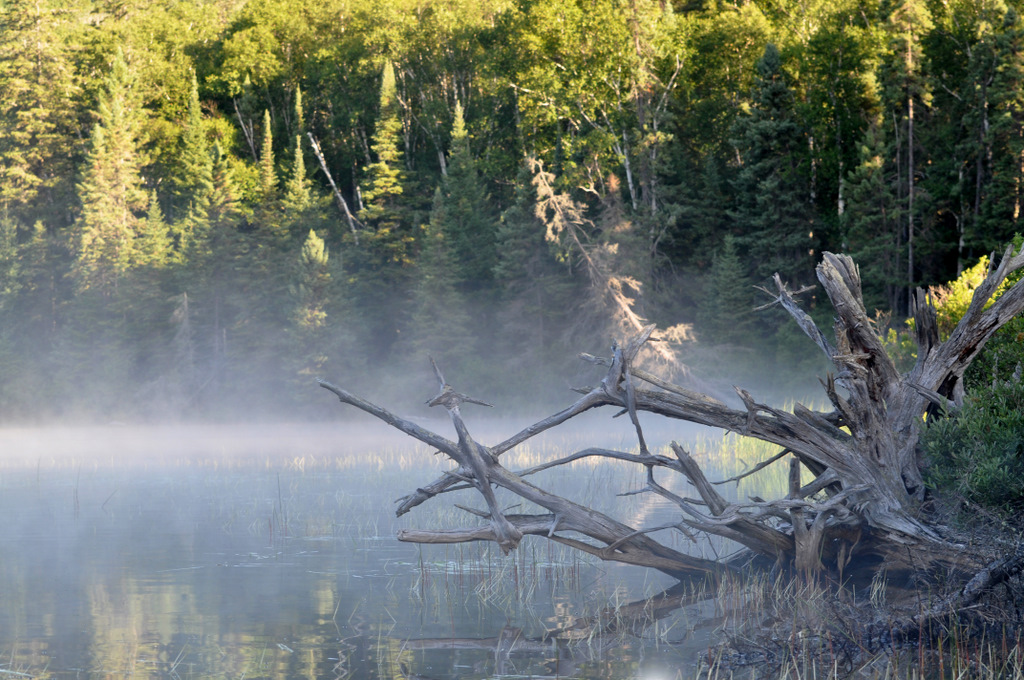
[0,413,774,679]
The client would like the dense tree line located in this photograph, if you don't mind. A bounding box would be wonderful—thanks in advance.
[0,0,1021,421]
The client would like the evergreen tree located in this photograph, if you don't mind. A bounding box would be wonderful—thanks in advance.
[493,158,572,367]
[136,191,172,267]
[402,188,474,371]
[880,0,934,312]
[980,8,1024,250]
[350,60,415,359]
[282,85,311,215]
[729,43,817,290]
[73,48,148,295]
[173,72,213,216]
[359,60,407,241]
[292,86,305,138]
[206,143,242,232]
[0,0,79,227]
[697,234,754,347]
[259,108,277,201]
[844,120,902,313]
[282,135,312,214]
[440,100,495,292]
[290,228,332,380]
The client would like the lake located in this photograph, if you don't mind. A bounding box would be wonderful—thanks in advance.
[0,415,786,679]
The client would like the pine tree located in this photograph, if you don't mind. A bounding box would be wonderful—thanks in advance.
[259,109,277,201]
[282,135,312,214]
[880,0,934,312]
[173,72,213,216]
[697,234,754,347]
[729,43,816,290]
[402,188,474,370]
[359,60,407,239]
[844,120,902,313]
[980,8,1024,250]
[73,48,148,295]
[440,100,496,292]
[290,229,332,378]
[0,0,79,227]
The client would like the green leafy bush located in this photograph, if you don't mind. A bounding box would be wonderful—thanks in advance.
[919,238,1024,510]
[923,379,1024,511]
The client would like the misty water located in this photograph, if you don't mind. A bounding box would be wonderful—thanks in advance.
[0,414,781,679]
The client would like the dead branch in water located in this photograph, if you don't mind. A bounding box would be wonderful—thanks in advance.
[320,246,1024,590]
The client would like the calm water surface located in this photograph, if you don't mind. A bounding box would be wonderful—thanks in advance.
[0,416,770,679]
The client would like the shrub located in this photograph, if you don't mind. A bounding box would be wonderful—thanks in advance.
[923,378,1024,511]
[919,237,1024,511]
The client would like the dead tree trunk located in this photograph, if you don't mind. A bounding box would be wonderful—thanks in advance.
[319,246,1024,581]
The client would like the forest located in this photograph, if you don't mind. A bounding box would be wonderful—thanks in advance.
[1,0,1023,421]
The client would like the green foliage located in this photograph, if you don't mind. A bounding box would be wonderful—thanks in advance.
[905,240,1024,511]
[438,100,496,293]
[173,73,214,212]
[844,120,901,314]
[4,0,1024,418]
[697,234,754,347]
[73,48,148,295]
[923,379,1024,511]
[400,188,475,372]
[0,0,80,227]
[931,256,1002,339]
[729,43,816,291]
[289,229,333,383]
[282,135,312,215]
[259,109,277,200]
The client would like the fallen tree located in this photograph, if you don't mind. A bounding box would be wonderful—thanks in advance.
[319,246,1024,585]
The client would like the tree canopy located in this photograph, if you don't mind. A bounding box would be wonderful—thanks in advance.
[0,0,1022,419]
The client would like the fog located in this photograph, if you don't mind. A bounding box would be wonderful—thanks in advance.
[0,297,831,677]
[0,414,750,679]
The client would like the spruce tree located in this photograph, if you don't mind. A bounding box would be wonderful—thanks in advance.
[136,191,172,268]
[174,72,213,215]
[290,229,332,379]
[259,109,277,201]
[74,48,148,295]
[292,87,305,138]
[493,158,572,366]
[402,188,474,371]
[697,234,754,347]
[729,43,816,291]
[0,0,79,227]
[359,60,407,240]
[350,60,414,360]
[282,135,312,214]
[844,120,901,313]
[282,86,311,215]
[441,100,496,292]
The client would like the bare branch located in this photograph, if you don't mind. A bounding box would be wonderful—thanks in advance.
[307,133,362,242]
[712,448,792,486]
[317,378,456,454]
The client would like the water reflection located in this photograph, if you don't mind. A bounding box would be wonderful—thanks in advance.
[0,421,770,679]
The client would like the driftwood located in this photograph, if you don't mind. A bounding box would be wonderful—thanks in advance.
[319,247,1024,586]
